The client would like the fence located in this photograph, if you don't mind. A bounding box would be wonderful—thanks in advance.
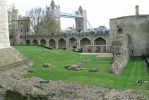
[83,45,112,53]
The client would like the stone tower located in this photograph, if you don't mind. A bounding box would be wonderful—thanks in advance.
[0,0,10,48]
[110,6,149,57]
[75,6,87,32]
[109,5,149,74]
[47,0,60,18]
[8,6,30,45]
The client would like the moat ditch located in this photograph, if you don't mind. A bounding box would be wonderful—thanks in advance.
[0,61,147,100]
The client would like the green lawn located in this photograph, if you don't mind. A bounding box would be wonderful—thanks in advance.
[14,46,149,91]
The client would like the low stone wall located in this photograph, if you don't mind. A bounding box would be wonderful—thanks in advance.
[81,53,113,57]
[110,34,129,74]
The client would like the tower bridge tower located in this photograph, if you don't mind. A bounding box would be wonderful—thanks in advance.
[75,6,87,32]
[46,0,60,19]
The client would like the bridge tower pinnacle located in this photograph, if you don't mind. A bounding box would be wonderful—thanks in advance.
[46,0,60,18]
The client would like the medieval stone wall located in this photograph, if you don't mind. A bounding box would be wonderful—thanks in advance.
[0,0,10,48]
[110,34,129,74]
[110,15,149,56]
[23,32,111,51]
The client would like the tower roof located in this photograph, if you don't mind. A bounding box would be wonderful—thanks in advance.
[78,6,83,14]
[50,0,56,9]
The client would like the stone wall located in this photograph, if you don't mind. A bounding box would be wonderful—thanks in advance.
[110,15,149,56]
[23,32,111,51]
[0,0,10,48]
[110,34,129,74]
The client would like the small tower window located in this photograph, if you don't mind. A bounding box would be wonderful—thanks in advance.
[26,27,29,32]
[118,28,123,34]
[21,29,23,32]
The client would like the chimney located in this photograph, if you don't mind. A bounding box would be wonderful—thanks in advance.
[135,5,139,16]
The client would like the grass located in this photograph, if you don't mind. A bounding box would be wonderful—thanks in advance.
[14,46,149,91]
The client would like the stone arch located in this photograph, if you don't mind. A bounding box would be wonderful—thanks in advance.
[32,39,38,45]
[25,39,30,45]
[80,37,91,48]
[40,39,46,45]
[94,37,107,53]
[69,37,77,49]
[49,38,56,48]
[94,37,106,45]
[58,38,66,49]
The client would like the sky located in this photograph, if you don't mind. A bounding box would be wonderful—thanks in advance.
[8,0,149,30]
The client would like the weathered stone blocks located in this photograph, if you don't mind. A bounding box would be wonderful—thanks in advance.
[110,34,129,74]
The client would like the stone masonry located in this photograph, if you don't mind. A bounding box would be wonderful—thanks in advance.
[110,6,149,56]
[110,34,129,74]
[109,5,149,74]
[0,0,10,48]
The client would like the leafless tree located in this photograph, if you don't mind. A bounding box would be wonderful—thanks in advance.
[26,7,45,34]
[26,7,60,34]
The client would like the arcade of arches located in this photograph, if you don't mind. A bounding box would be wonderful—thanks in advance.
[25,37,111,53]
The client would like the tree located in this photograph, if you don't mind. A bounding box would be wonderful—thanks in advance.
[43,13,60,34]
[26,7,45,34]
[26,7,60,35]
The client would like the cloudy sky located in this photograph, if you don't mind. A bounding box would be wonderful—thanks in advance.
[8,0,149,29]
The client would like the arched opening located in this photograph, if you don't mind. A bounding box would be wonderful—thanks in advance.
[32,39,38,45]
[25,39,30,45]
[94,37,106,53]
[94,37,106,45]
[80,38,91,48]
[49,39,56,48]
[58,38,66,49]
[40,39,46,45]
[118,28,123,34]
[69,37,77,50]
